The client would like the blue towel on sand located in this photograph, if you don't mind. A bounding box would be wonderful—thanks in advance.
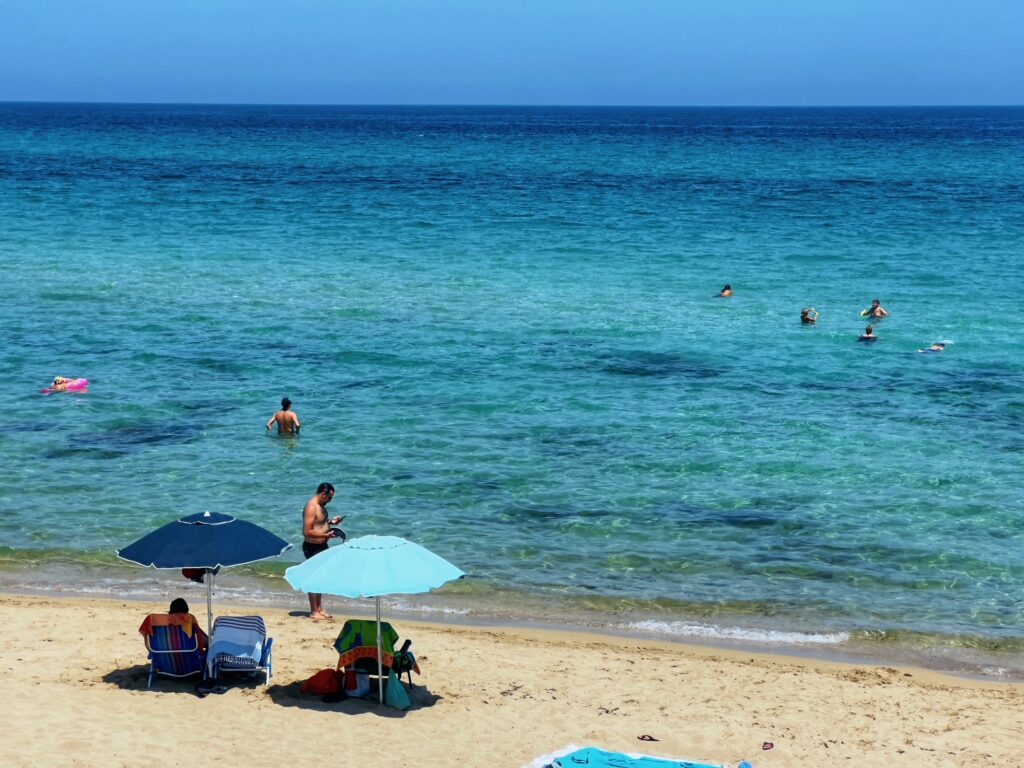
[546,747,720,768]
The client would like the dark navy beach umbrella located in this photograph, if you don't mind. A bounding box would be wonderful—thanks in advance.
[117,511,292,634]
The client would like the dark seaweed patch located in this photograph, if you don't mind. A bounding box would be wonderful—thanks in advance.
[341,379,382,389]
[72,421,203,450]
[597,350,721,379]
[191,357,248,375]
[652,501,815,533]
[533,430,610,457]
[503,504,577,521]
[174,401,237,417]
[42,446,127,460]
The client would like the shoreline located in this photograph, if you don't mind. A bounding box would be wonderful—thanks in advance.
[2,561,1021,684]
[1,592,1021,768]
[6,586,1020,691]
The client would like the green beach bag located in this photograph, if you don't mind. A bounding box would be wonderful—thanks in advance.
[384,669,411,711]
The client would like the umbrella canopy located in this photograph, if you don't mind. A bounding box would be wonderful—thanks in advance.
[117,511,292,635]
[117,511,291,569]
[284,535,464,597]
[284,535,464,704]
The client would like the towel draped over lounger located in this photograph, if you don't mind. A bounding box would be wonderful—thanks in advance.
[333,619,419,674]
[206,615,266,678]
[138,612,202,639]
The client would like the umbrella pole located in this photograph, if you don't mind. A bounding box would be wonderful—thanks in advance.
[376,596,384,705]
[206,569,214,639]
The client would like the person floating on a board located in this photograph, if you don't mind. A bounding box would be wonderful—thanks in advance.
[42,377,88,394]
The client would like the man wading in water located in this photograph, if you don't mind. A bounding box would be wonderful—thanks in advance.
[267,397,301,434]
[302,482,342,620]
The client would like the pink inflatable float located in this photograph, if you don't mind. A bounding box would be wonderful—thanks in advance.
[41,377,89,395]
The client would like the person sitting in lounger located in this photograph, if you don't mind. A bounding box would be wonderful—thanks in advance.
[168,598,208,652]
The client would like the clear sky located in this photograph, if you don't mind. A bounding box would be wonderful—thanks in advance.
[1,0,1021,106]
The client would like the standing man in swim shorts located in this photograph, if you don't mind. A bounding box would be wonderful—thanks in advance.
[302,482,342,620]
[267,397,301,434]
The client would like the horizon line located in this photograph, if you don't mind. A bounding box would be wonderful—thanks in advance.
[2,99,1023,110]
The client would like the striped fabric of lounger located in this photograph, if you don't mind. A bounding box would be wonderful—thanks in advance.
[207,615,273,685]
[143,619,205,688]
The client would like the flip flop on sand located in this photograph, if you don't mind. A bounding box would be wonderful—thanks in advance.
[196,682,228,696]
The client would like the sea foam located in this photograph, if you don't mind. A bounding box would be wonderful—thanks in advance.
[623,619,850,646]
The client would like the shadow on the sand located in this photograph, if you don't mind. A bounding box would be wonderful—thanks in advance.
[266,680,442,717]
[102,664,199,694]
[102,664,268,698]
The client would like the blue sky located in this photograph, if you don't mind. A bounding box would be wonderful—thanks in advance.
[1,0,1021,105]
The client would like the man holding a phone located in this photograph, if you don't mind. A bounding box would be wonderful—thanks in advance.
[301,482,343,620]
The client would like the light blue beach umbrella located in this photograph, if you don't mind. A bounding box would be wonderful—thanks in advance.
[284,535,464,703]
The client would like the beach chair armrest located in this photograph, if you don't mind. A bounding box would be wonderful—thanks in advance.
[260,637,273,666]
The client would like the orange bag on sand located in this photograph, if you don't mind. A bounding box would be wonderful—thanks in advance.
[301,669,342,696]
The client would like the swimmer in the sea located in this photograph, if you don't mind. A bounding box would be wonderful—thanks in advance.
[717,284,733,298]
[267,397,301,434]
[800,308,819,324]
[858,325,877,342]
[51,376,73,392]
[918,342,946,353]
[864,299,889,318]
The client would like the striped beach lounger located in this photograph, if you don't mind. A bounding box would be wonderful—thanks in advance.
[140,614,206,688]
[207,615,273,685]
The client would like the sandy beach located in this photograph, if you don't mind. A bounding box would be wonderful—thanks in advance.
[0,593,1019,768]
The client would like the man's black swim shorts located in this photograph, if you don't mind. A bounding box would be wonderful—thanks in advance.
[302,541,329,559]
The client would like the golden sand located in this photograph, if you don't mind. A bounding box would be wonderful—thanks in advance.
[0,594,1020,767]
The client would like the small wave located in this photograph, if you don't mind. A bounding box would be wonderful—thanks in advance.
[981,666,1009,678]
[623,619,850,646]
[385,598,470,616]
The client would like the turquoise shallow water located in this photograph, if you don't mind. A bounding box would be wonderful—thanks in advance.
[1,104,1023,673]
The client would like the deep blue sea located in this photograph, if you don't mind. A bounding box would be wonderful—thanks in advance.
[1,104,1023,676]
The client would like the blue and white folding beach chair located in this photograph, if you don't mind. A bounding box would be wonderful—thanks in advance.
[206,615,273,686]
[140,615,206,688]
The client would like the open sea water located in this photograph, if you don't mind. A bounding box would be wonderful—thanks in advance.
[1,104,1022,676]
